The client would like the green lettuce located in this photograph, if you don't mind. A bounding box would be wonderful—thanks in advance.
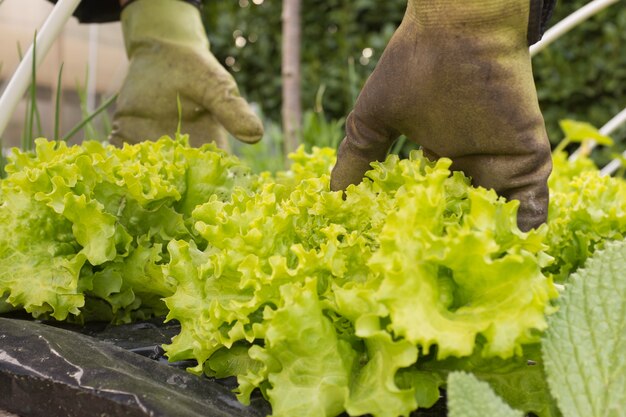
[0,189,86,319]
[0,136,249,322]
[163,149,557,417]
[546,151,626,281]
[448,238,626,417]
[4,133,625,417]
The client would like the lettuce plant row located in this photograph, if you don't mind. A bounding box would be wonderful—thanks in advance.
[1,135,624,417]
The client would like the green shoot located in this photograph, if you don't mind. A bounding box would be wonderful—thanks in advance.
[74,67,115,142]
[300,85,344,151]
[0,154,5,179]
[389,136,407,156]
[75,68,98,141]
[30,35,43,146]
[0,58,2,172]
[61,94,117,143]
[22,33,43,152]
[0,137,5,178]
[176,93,183,136]
[54,63,64,140]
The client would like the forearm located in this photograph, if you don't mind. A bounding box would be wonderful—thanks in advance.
[44,0,121,23]
[44,0,202,24]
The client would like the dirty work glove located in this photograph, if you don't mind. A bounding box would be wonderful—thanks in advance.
[330,0,555,232]
[109,0,263,149]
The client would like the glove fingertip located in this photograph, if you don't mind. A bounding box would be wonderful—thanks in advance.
[108,131,125,148]
[229,114,264,144]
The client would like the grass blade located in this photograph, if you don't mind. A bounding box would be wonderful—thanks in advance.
[25,32,41,151]
[54,63,64,140]
[61,93,117,143]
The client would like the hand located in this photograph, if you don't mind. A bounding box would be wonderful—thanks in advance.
[109,0,263,149]
[330,0,553,231]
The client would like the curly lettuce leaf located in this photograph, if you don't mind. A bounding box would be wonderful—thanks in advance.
[242,279,354,417]
[0,136,248,322]
[0,190,86,319]
[163,149,557,417]
[344,320,418,417]
[546,151,626,281]
[367,154,555,359]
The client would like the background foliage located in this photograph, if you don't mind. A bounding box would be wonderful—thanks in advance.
[202,0,403,123]
[532,0,626,160]
[203,0,626,158]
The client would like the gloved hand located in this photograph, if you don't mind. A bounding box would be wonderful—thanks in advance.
[109,0,263,149]
[330,0,555,231]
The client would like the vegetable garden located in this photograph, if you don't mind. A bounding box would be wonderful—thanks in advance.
[0,1,625,417]
[0,128,624,416]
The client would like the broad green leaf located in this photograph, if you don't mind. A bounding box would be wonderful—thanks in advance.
[447,372,524,417]
[559,119,613,146]
[543,239,626,417]
[417,344,561,417]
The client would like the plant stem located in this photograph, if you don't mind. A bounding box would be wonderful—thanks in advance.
[26,33,38,151]
[62,94,117,143]
[54,63,65,140]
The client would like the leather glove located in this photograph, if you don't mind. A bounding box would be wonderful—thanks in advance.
[330,0,555,231]
[109,0,263,149]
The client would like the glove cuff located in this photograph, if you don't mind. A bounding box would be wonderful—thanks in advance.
[527,0,557,45]
[406,0,555,47]
[121,0,209,57]
[408,0,529,28]
[122,0,202,11]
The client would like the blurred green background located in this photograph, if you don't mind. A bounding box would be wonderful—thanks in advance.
[2,1,624,173]
[203,0,626,168]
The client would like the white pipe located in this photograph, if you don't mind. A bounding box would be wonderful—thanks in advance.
[599,107,626,137]
[598,108,626,176]
[87,24,99,114]
[601,158,623,176]
[569,107,626,161]
[530,0,622,57]
[0,0,81,139]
